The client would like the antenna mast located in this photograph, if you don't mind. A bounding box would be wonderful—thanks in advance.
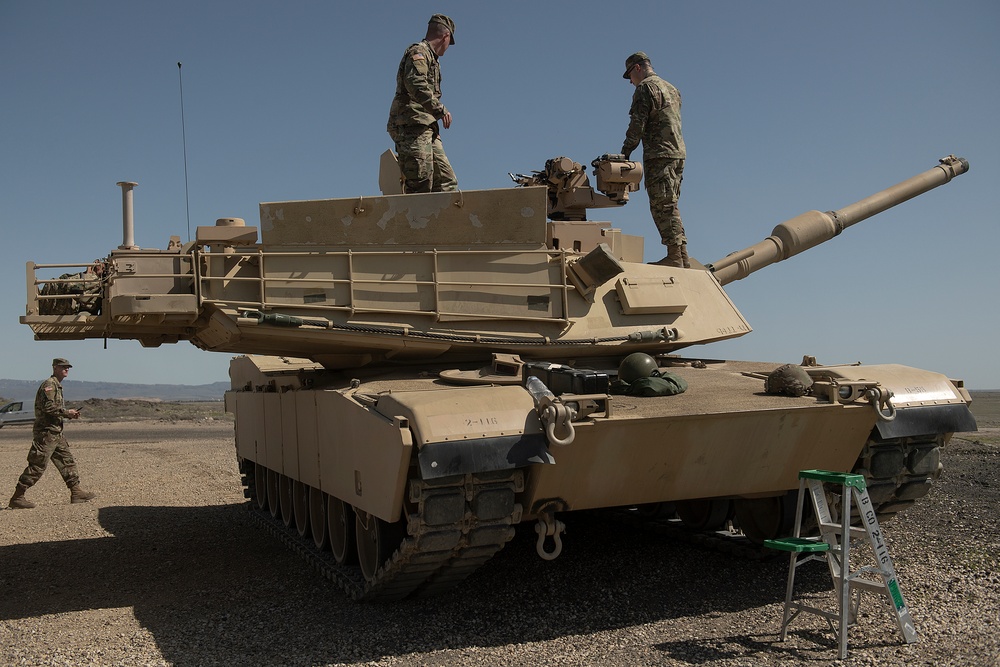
[177,62,192,242]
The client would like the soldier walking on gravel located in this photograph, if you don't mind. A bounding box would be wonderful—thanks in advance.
[387,14,459,193]
[7,358,96,509]
[621,51,690,268]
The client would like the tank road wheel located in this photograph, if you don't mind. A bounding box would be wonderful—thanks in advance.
[266,469,280,518]
[253,463,268,510]
[734,492,797,544]
[278,474,295,528]
[309,488,329,551]
[676,498,733,530]
[355,510,406,583]
[292,480,310,539]
[328,496,357,566]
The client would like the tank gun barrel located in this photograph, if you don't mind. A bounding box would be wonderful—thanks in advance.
[708,155,969,286]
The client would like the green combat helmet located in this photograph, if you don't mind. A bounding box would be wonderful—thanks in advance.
[618,352,659,383]
[613,352,687,397]
[764,364,814,397]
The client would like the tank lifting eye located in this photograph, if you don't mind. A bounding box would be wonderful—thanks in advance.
[534,514,566,561]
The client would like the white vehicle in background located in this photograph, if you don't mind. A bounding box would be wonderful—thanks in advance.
[0,401,34,428]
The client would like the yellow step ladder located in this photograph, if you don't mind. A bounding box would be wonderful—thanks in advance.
[764,469,918,659]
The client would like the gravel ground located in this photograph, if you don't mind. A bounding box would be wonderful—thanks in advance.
[1,417,997,667]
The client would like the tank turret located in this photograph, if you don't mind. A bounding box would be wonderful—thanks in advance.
[20,156,968,371]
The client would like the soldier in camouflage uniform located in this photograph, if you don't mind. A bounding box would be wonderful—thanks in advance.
[387,14,458,193]
[39,261,105,315]
[7,358,96,509]
[621,52,690,268]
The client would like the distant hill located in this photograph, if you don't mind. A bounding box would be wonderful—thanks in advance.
[0,378,229,402]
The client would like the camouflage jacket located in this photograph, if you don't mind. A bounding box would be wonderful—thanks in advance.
[622,74,686,160]
[387,40,447,136]
[39,269,102,315]
[34,376,68,433]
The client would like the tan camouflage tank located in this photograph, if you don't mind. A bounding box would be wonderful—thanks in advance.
[22,153,975,600]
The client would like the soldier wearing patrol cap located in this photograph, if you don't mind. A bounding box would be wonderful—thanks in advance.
[387,14,459,193]
[8,358,96,509]
[621,51,690,268]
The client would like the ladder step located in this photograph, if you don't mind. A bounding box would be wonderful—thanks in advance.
[764,537,830,553]
[799,469,867,489]
[818,523,869,540]
[832,576,892,595]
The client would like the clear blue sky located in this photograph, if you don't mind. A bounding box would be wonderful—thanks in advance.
[2,1,998,389]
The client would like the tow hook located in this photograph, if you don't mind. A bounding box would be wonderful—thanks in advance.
[818,379,897,422]
[866,386,897,422]
[534,514,566,561]
[525,376,577,446]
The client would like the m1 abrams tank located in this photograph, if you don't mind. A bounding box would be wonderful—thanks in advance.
[22,153,975,600]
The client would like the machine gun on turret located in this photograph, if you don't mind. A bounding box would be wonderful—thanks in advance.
[510,154,642,221]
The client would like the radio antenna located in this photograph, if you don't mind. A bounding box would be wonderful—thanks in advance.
[177,62,192,242]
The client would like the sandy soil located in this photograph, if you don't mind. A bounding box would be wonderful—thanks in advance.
[0,415,996,666]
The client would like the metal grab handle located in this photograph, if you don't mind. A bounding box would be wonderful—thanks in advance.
[866,387,896,422]
[534,516,566,560]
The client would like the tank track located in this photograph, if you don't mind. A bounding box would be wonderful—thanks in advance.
[850,431,945,518]
[242,466,523,601]
[239,432,945,587]
[607,430,947,558]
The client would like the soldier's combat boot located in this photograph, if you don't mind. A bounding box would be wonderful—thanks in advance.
[9,483,35,509]
[69,484,96,504]
[662,246,686,268]
[650,246,685,268]
[680,243,691,269]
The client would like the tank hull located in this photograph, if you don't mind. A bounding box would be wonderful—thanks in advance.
[229,356,974,515]
[227,354,974,598]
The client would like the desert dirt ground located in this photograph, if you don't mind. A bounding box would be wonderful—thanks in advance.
[0,399,997,667]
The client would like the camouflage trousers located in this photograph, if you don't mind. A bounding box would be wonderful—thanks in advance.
[17,430,79,489]
[644,157,686,248]
[392,124,458,193]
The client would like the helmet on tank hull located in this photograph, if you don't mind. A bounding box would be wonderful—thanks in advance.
[618,352,659,383]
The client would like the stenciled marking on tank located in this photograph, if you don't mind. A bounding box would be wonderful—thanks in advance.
[470,213,482,228]
[521,207,535,218]
[889,388,958,403]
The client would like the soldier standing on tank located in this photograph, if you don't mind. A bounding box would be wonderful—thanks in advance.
[621,51,690,268]
[387,14,458,193]
[7,358,96,509]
